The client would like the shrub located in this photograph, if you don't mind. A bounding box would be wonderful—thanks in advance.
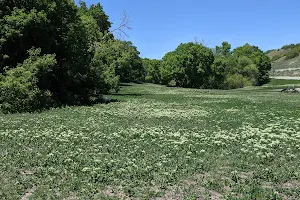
[224,74,251,89]
[167,80,177,87]
[271,54,283,62]
[285,48,300,60]
[88,44,120,96]
[0,48,57,113]
[145,75,153,83]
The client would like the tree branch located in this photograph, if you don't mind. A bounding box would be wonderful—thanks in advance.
[104,10,132,40]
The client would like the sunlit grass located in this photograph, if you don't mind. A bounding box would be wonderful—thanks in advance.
[267,78,300,86]
[1,83,300,199]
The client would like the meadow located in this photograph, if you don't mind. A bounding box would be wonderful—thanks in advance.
[1,82,300,199]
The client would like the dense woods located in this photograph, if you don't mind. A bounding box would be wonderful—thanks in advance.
[0,0,142,113]
[0,0,271,113]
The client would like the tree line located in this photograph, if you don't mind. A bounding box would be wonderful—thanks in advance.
[0,0,271,113]
[143,42,271,89]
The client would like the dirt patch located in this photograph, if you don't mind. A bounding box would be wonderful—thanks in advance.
[281,180,300,189]
[102,186,141,200]
[20,170,34,175]
[21,187,36,200]
[155,173,223,200]
[238,171,253,180]
[102,186,127,199]
[207,190,222,200]
[262,182,274,189]
[63,193,78,200]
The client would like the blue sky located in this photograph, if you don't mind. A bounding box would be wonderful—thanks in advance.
[84,0,300,59]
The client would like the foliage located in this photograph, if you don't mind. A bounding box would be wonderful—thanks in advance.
[0,0,93,107]
[143,42,271,89]
[97,39,145,83]
[211,43,270,88]
[80,14,102,47]
[233,44,271,85]
[270,54,284,62]
[142,58,162,84]
[0,48,56,113]
[79,0,111,34]
[281,43,300,50]
[161,42,214,88]
[265,49,276,54]
[89,43,120,95]
[270,43,300,63]
[78,1,113,43]
[0,0,144,113]
[224,73,251,89]
[285,46,300,59]
[214,41,232,58]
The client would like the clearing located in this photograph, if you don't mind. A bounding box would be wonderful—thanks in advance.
[1,83,300,199]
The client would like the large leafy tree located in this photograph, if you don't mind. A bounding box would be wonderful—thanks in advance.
[161,42,214,88]
[97,39,144,83]
[233,44,271,85]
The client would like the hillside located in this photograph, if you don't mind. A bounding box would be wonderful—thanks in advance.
[267,44,300,77]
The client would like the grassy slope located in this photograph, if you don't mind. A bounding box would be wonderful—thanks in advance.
[1,84,300,199]
[268,49,300,77]
[270,56,300,70]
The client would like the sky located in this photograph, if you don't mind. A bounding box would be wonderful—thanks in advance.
[84,0,300,59]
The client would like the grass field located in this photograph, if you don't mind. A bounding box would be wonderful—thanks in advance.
[266,79,300,87]
[1,83,300,199]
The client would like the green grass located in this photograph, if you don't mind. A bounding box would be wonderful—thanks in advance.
[266,79,300,87]
[1,84,300,199]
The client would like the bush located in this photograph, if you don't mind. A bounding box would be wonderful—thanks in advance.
[271,54,283,62]
[224,74,251,89]
[0,48,57,113]
[145,75,153,83]
[88,44,120,96]
[167,80,177,87]
[285,48,300,60]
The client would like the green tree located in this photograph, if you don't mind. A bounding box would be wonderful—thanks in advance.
[210,42,235,88]
[79,1,111,33]
[233,44,271,85]
[142,58,162,84]
[214,41,232,58]
[96,39,144,83]
[161,42,214,88]
[78,1,113,42]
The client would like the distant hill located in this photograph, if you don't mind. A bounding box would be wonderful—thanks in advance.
[267,44,300,77]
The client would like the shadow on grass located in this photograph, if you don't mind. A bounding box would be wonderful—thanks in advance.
[92,97,120,104]
[120,83,133,87]
[109,93,143,97]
